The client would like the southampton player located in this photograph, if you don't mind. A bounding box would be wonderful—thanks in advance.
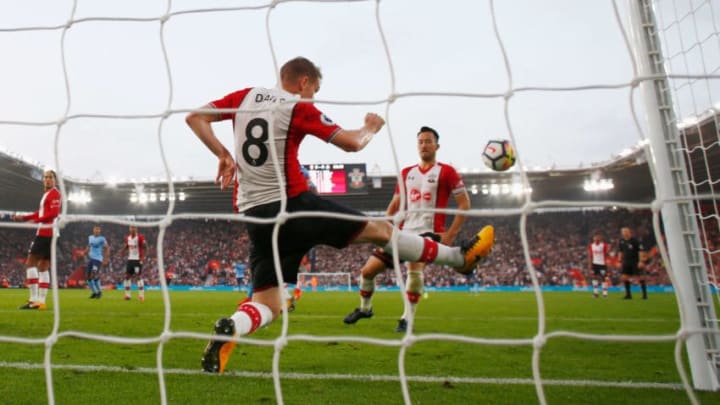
[588,231,610,298]
[618,227,647,300]
[186,57,494,373]
[13,170,61,310]
[121,225,147,301]
[85,225,109,299]
[344,126,470,333]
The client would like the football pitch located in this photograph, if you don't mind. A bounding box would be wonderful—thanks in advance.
[1,289,719,404]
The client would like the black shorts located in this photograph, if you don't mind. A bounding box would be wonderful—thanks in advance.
[126,260,142,276]
[622,263,643,276]
[245,192,366,290]
[591,264,607,277]
[28,236,52,260]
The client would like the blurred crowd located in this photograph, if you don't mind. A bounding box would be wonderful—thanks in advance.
[1,208,718,289]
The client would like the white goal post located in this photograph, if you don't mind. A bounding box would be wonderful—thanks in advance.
[629,0,720,391]
[297,272,352,291]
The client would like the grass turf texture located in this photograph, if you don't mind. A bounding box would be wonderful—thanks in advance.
[0,289,719,404]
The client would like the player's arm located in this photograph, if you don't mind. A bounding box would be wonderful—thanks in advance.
[442,190,469,245]
[329,113,385,152]
[638,241,649,269]
[103,240,110,265]
[385,193,400,217]
[588,245,593,270]
[140,236,147,261]
[186,104,236,190]
[14,211,38,222]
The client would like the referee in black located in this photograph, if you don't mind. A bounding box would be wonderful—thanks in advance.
[618,227,648,300]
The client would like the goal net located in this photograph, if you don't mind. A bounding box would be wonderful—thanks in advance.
[297,272,352,292]
[0,1,719,404]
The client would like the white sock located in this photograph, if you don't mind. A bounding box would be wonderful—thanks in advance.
[26,267,39,302]
[124,279,131,297]
[402,271,423,319]
[383,232,463,267]
[230,302,273,336]
[592,279,599,295]
[37,271,50,304]
[138,279,144,298]
[359,276,375,312]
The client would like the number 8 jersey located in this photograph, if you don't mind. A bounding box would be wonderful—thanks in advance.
[210,87,342,213]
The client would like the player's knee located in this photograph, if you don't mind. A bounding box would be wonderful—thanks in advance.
[361,221,393,246]
[368,250,392,271]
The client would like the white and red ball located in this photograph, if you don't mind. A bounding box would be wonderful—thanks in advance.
[482,139,516,172]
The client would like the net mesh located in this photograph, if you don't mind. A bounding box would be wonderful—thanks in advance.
[0,1,719,404]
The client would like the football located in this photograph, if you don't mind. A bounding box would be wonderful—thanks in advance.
[482,139,516,171]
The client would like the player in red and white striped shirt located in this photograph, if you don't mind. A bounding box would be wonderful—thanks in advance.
[344,126,472,332]
[121,225,147,302]
[588,231,610,298]
[13,170,61,310]
[187,57,494,374]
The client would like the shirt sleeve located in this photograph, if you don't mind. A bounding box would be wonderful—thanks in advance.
[209,88,253,121]
[442,165,466,195]
[292,103,342,142]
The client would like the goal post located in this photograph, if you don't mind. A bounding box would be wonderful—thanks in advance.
[628,0,720,390]
[297,272,352,292]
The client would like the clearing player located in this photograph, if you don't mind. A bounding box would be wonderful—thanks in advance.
[588,231,610,298]
[618,227,647,300]
[186,56,494,373]
[85,225,109,299]
[343,126,470,333]
[120,225,147,301]
[13,169,61,310]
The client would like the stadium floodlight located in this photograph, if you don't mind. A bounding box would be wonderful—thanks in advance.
[470,184,479,195]
[67,190,92,204]
[178,192,186,201]
[129,193,137,203]
[149,192,157,202]
[159,192,167,202]
[583,178,614,192]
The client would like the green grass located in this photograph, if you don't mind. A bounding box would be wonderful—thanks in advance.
[1,289,719,404]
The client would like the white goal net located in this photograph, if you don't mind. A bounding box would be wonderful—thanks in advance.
[0,1,719,404]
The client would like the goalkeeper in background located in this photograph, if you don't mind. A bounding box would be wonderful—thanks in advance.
[186,56,494,374]
[343,126,471,332]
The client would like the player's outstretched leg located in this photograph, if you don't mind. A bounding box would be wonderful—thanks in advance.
[201,318,237,373]
[202,298,274,373]
[453,225,495,274]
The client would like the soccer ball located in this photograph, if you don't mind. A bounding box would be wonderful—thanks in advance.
[482,140,516,172]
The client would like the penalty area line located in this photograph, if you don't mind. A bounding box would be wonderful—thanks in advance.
[0,361,684,390]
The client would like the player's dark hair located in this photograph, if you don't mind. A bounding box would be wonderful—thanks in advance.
[418,126,439,142]
[44,169,57,181]
[280,57,322,84]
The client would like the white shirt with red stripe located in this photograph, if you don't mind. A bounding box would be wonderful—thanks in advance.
[397,163,466,234]
[210,87,342,213]
[589,241,609,266]
[125,233,146,260]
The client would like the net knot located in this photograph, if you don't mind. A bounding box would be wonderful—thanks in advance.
[532,334,546,349]
[276,211,289,225]
[274,336,288,351]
